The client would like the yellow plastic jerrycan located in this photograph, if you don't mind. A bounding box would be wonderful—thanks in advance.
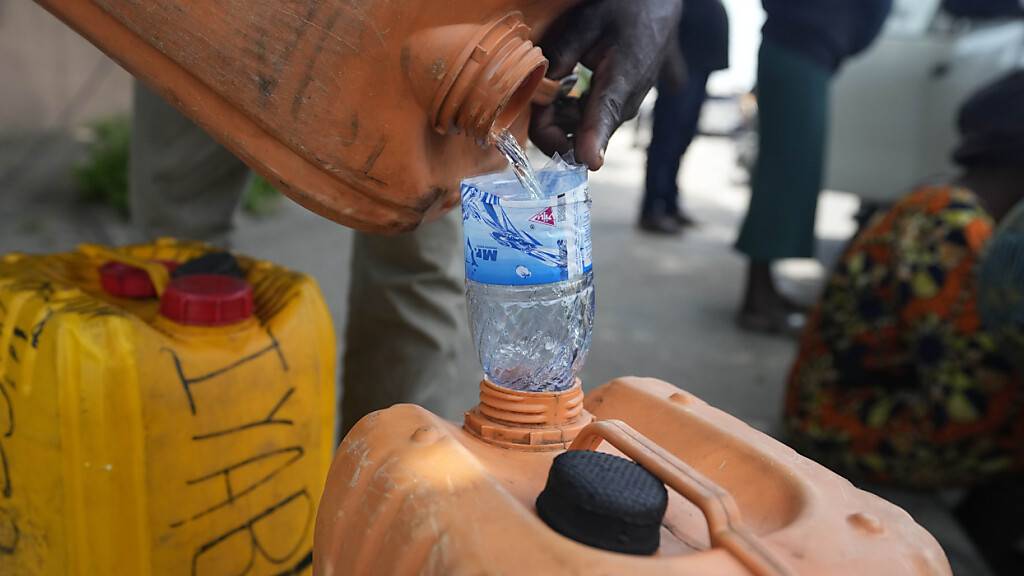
[314,378,952,576]
[0,239,335,575]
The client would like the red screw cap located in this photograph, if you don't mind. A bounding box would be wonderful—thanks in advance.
[99,260,178,299]
[159,274,254,326]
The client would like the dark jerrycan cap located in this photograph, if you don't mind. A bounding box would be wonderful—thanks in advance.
[159,274,254,326]
[172,251,245,279]
[99,260,178,299]
[536,450,667,555]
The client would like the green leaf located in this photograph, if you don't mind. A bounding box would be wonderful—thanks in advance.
[73,116,131,217]
[242,175,282,217]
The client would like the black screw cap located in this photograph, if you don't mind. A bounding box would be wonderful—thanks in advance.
[536,450,667,555]
[172,252,244,279]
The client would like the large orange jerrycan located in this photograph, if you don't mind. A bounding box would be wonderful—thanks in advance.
[315,378,952,575]
[0,239,335,575]
[35,1,577,233]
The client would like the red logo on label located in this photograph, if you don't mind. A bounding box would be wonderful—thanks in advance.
[530,207,556,227]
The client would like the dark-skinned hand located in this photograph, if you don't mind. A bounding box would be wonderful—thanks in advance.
[530,0,684,170]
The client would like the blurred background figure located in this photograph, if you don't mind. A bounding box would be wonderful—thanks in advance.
[639,0,729,234]
[963,191,1024,576]
[785,71,1024,575]
[735,0,893,334]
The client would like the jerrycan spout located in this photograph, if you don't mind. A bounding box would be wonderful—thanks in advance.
[463,379,594,450]
[405,12,548,141]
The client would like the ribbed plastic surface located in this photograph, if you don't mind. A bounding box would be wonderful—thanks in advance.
[160,274,254,326]
[537,450,667,554]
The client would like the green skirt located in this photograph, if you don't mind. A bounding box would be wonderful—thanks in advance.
[736,40,832,261]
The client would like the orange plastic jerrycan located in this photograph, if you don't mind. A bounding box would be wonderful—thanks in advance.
[314,378,952,575]
[0,239,335,575]
[35,0,578,232]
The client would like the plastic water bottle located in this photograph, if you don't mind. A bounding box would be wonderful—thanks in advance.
[461,156,595,392]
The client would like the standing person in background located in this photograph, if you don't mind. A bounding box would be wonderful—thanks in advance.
[735,0,893,334]
[639,0,730,234]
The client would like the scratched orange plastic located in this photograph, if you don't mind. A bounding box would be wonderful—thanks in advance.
[0,239,335,575]
[315,378,952,576]
[35,0,580,233]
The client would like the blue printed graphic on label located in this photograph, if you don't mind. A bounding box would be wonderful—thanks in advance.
[461,182,591,286]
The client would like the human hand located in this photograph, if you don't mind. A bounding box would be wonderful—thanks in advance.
[530,0,684,169]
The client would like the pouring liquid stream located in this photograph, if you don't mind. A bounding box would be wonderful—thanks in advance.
[492,129,544,200]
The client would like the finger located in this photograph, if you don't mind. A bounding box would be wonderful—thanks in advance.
[529,103,573,157]
[538,6,606,79]
[574,55,640,170]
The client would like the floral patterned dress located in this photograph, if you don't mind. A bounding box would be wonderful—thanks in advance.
[785,186,1024,488]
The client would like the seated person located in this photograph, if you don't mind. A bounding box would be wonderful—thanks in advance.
[955,200,1024,575]
[784,71,1024,489]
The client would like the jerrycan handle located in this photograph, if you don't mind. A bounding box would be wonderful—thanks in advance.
[569,420,794,576]
[78,243,171,297]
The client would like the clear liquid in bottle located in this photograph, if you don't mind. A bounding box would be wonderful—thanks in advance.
[462,134,594,392]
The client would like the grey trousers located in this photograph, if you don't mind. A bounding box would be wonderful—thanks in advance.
[130,83,476,437]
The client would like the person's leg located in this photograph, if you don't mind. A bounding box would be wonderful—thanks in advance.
[735,41,831,331]
[663,70,710,224]
[130,81,249,245]
[340,210,476,436]
[641,85,686,234]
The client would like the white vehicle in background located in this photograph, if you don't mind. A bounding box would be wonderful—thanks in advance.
[826,0,1024,205]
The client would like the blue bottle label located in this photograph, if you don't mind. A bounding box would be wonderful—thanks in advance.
[461,182,592,286]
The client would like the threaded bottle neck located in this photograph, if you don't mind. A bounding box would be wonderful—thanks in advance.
[413,13,547,141]
[463,379,593,451]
